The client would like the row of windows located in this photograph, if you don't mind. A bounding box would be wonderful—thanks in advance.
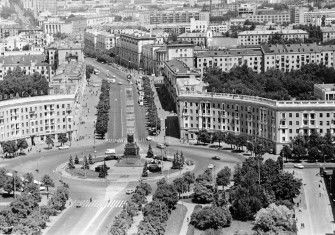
[281,112,335,118]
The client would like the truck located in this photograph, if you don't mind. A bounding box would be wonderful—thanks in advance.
[105,148,119,159]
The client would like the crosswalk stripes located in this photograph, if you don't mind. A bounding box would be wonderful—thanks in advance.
[71,199,126,208]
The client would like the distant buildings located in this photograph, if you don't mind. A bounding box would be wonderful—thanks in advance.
[177,31,213,47]
[245,10,291,24]
[84,30,118,51]
[237,29,309,46]
[321,27,335,43]
[116,32,156,69]
[0,19,20,39]
[149,10,209,25]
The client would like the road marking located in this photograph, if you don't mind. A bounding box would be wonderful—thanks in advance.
[71,199,126,208]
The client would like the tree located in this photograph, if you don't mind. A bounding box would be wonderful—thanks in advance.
[292,145,307,161]
[58,133,68,146]
[0,168,8,188]
[308,146,321,162]
[254,203,296,233]
[193,183,214,204]
[173,177,187,197]
[45,135,54,149]
[277,155,284,170]
[68,156,75,169]
[196,169,213,184]
[225,132,236,149]
[197,130,211,144]
[98,162,108,178]
[153,183,178,210]
[216,167,231,186]
[270,172,302,201]
[74,155,79,164]
[23,172,34,184]
[146,144,154,158]
[2,140,18,157]
[280,145,292,162]
[4,175,22,196]
[190,206,232,230]
[23,183,41,202]
[42,174,55,198]
[86,65,94,81]
[143,201,169,222]
[82,156,89,170]
[212,131,225,146]
[17,139,28,153]
[9,194,39,219]
[88,154,93,164]
[182,171,195,191]
[142,161,148,177]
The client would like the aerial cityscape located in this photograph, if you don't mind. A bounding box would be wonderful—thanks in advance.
[1,0,335,234]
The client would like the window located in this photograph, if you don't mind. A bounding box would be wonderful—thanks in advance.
[296,113,299,118]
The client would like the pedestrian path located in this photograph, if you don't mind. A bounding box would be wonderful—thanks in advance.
[70,199,126,208]
[106,138,149,143]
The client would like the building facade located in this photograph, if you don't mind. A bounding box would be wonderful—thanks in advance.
[0,94,77,144]
[237,30,309,46]
[177,91,335,154]
[117,33,156,69]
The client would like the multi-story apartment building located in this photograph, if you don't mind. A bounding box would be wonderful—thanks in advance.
[47,40,84,67]
[117,33,156,69]
[149,10,209,25]
[142,42,195,75]
[245,10,290,24]
[0,19,19,39]
[0,54,50,81]
[195,48,263,74]
[321,27,335,43]
[96,32,117,51]
[195,43,335,74]
[0,95,77,144]
[162,58,335,154]
[177,89,335,154]
[303,9,335,25]
[177,31,213,47]
[261,44,335,73]
[238,29,309,46]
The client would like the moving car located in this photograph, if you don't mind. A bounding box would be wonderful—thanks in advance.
[208,163,214,169]
[294,163,304,169]
[118,81,122,85]
[146,136,152,141]
[212,156,221,160]
[58,145,70,150]
[126,189,135,194]
[156,143,166,149]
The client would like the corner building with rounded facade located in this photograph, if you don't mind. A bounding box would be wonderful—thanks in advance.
[178,91,335,154]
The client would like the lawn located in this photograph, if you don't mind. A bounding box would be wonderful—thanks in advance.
[164,204,187,235]
[65,168,99,179]
[221,220,254,235]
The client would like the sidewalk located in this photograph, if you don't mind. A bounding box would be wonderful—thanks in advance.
[178,202,196,235]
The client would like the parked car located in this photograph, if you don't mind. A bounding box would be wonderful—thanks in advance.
[146,136,152,141]
[208,163,214,169]
[212,156,221,160]
[294,163,304,169]
[118,82,122,85]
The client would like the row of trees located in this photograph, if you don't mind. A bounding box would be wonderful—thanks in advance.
[280,132,335,162]
[198,129,273,155]
[204,63,335,100]
[142,77,161,132]
[0,68,49,101]
[137,178,179,235]
[110,182,152,235]
[95,80,111,138]
[0,169,68,234]
[1,139,28,158]
[83,47,114,64]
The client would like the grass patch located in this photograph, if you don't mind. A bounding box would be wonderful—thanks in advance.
[65,168,99,179]
[147,168,181,177]
[164,204,187,235]
[114,158,145,167]
[221,220,254,235]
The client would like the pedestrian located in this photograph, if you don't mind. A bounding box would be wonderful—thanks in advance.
[90,197,92,202]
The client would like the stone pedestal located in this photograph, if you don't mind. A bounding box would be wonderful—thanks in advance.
[123,134,139,158]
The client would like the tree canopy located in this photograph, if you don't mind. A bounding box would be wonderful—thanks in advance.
[204,63,335,100]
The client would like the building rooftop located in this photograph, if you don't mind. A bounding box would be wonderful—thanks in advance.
[321,27,335,32]
[165,59,199,75]
[261,43,335,54]
[0,94,75,108]
[196,48,262,57]
[0,54,48,66]
[178,32,207,38]
[238,29,308,36]
[49,39,82,50]
[314,83,335,92]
